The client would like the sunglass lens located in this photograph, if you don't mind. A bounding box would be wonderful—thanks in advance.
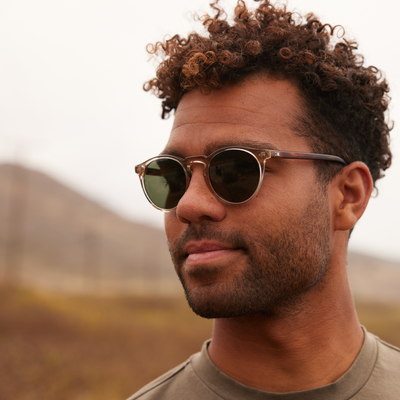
[144,158,187,209]
[209,150,260,203]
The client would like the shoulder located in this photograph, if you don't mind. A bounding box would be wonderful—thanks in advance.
[357,332,400,398]
[127,359,191,400]
[126,347,220,400]
[375,335,400,370]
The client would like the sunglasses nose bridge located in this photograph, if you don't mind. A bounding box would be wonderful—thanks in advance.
[185,158,212,193]
[186,158,207,174]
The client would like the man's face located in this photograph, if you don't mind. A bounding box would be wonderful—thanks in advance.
[163,77,333,318]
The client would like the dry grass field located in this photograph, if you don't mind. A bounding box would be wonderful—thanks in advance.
[0,287,212,400]
[0,287,399,400]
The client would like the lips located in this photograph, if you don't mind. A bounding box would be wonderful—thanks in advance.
[184,241,242,266]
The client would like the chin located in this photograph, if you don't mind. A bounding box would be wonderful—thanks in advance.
[181,281,269,319]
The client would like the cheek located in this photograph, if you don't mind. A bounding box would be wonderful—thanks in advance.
[164,212,179,244]
[250,183,317,230]
[252,184,297,214]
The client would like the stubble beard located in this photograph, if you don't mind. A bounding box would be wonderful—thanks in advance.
[168,192,331,319]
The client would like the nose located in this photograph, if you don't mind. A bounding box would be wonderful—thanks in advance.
[174,163,227,224]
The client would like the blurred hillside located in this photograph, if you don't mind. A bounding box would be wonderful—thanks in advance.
[1,163,400,302]
[0,163,179,295]
[347,252,400,303]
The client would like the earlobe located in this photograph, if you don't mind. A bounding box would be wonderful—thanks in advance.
[331,162,373,231]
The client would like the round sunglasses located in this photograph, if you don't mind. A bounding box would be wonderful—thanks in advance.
[135,146,346,211]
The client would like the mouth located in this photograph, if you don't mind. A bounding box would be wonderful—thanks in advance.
[184,241,243,267]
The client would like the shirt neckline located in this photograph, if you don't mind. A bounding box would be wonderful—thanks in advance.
[191,327,377,400]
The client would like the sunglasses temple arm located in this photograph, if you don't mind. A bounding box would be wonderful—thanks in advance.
[273,151,346,164]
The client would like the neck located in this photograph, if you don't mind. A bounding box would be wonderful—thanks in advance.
[208,257,363,393]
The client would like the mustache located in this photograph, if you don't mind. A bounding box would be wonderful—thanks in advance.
[168,224,249,262]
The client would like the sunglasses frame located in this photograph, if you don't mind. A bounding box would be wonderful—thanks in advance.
[135,146,347,211]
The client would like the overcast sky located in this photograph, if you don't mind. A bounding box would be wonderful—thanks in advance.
[1,0,399,261]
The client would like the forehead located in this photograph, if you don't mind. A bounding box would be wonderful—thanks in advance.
[165,77,310,155]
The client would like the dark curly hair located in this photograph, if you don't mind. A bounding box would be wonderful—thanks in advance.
[144,0,392,186]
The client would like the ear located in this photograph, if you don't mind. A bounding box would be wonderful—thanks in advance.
[330,162,373,231]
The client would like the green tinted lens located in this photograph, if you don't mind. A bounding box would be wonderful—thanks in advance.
[209,150,260,203]
[143,158,187,209]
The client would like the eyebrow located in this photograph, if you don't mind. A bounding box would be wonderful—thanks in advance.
[161,140,278,157]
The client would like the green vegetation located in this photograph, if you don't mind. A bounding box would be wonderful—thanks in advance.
[0,287,399,400]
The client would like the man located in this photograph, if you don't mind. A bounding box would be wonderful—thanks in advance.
[131,0,399,398]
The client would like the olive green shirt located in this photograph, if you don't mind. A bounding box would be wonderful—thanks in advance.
[128,329,400,399]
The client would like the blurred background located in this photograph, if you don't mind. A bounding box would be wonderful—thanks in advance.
[0,1,399,399]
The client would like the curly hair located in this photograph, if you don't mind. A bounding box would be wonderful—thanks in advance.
[144,0,392,185]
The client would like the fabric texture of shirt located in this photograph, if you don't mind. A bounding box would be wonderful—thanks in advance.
[128,328,400,399]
